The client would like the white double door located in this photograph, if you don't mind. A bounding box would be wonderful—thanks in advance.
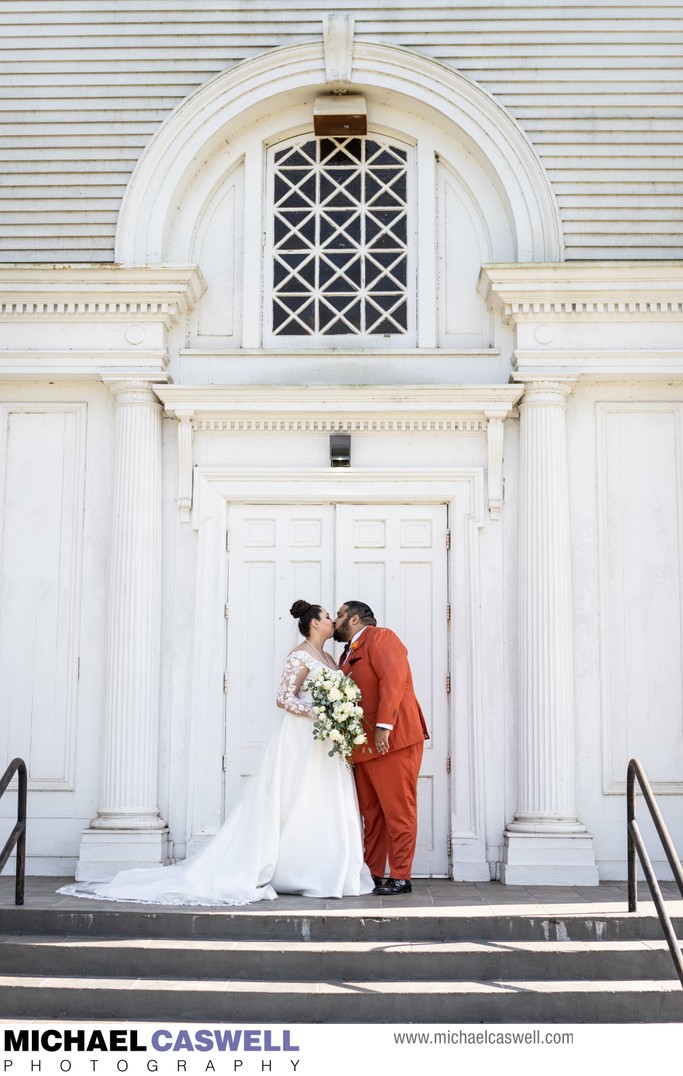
[224,502,450,876]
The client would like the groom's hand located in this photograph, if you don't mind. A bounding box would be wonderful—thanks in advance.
[375,728,390,755]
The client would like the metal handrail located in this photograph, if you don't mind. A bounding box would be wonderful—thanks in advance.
[0,757,27,905]
[627,757,683,987]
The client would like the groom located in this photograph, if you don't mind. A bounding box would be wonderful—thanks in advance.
[334,601,429,896]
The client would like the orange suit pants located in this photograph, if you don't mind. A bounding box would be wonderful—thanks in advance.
[353,740,424,880]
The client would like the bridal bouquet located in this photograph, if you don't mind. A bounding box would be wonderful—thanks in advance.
[308,667,369,766]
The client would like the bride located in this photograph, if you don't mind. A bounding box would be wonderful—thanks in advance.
[58,600,374,905]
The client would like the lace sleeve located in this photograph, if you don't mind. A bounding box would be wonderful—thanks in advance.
[276,653,314,718]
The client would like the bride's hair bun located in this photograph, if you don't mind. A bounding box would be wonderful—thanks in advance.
[290,599,323,638]
[290,599,312,619]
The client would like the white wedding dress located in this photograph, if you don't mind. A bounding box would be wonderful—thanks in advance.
[58,651,373,905]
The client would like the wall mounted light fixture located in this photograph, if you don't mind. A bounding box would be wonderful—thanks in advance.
[330,434,351,467]
[313,95,367,136]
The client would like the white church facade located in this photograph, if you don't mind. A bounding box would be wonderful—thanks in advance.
[1,3,683,886]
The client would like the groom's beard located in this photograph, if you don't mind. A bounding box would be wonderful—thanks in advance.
[333,628,347,643]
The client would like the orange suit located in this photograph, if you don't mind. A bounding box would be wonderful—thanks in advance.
[341,626,429,880]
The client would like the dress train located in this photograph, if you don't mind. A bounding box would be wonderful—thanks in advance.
[58,652,373,906]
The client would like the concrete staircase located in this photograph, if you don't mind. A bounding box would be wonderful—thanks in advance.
[1,900,682,1022]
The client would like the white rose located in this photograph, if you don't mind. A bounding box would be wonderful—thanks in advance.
[353,733,367,745]
[329,729,342,742]
[328,688,342,702]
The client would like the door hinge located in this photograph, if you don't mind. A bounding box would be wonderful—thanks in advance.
[77,657,80,679]
[446,755,451,774]
[447,834,452,858]
[224,603,229,619]
[223,673,228,693]
[446,672,451,693]
[446,602,451,621]
[445,529,451,549]
[222,754,227,773]
[226,530,230,552]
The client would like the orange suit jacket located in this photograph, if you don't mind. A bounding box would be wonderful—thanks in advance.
[341,626,429,765]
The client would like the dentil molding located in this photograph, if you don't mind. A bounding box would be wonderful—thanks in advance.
[0,266,206,321]
[479,263,683,321]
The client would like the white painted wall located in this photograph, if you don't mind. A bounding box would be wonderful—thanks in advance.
[0,382,112,875]
[569,383,683,878]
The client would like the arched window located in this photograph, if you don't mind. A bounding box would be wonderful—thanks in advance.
[265,134,414,346]
[120,44,562,353]
[155,96,520,350]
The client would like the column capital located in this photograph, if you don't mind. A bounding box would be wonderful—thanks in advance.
[515,378,577,408]
[103,378,162,406]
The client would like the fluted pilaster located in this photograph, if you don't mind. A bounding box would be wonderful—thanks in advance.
[76,380,169,879]
[91,380,165,830]
[513,380,581,829]
[502,379,598,884]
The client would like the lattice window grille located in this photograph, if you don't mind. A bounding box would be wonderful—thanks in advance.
[271,136,409,337]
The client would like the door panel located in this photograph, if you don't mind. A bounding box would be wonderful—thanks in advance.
[226,502,450,875]
[335,505,450,875]
[225,504,335,804]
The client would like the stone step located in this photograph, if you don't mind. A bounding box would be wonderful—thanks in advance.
[0,973,681,1023]
[0,935,679,982]
[3,893,681,1023]
[2,905,681,942]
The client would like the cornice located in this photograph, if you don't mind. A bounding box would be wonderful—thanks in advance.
[0,350,169,382]
[513,349,683,382]
[0,265,206,323]
[479,262,683,322]
[155,383,523,419]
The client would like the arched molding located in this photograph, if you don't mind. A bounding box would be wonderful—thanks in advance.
[116,41,563,265]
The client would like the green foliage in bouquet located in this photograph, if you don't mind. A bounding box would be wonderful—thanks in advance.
[307,667,370,767]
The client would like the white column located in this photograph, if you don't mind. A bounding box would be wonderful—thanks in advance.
[502,379,598,885]
[76,380,169,880]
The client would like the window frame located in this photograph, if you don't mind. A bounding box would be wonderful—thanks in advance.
[262,129,418,350]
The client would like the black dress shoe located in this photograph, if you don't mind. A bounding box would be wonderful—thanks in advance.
[373,877,412,896]
[371,875,386,887]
